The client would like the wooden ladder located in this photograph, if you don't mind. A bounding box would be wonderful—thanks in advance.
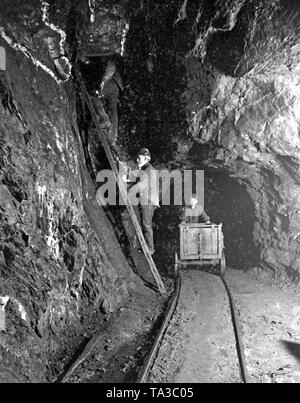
[75,69,166,295]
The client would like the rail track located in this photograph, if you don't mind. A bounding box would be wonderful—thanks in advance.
[56,264,251,384]
[137,266,251,383]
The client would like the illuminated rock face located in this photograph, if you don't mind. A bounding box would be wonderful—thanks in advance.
[187,0,300,279]
[0,0,136,382]
[0,0,75,82]
[82,0,129,56]
[0,0,128,80]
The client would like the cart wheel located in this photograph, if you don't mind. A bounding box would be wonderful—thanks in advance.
[220,251,226,275]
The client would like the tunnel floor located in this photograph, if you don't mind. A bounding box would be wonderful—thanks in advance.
[149,268,300,384]
[44,284,169,383]
[150,270,241,383]
[46,266,300,383]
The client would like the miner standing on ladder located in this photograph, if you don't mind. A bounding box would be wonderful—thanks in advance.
[123,148,159,255]
[93,57,123,152]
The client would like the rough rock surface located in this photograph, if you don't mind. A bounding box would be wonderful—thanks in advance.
[0,0,140,383]
[83,0,129,56]
[184,0,300,280]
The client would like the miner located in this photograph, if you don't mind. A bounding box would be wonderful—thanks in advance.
[123,148,159,255]
[93,57,123,151]
[181,194,211,224]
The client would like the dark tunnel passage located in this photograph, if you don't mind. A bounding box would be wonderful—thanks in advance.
[153,165,260,275]
[201,168,260,270]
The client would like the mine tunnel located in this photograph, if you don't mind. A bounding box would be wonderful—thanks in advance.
[0,0,300,384]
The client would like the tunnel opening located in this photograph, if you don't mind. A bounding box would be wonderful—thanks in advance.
[202,167,260,271]
[153,163,261,274]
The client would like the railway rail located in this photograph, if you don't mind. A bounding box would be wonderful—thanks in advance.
[137,266,251,383]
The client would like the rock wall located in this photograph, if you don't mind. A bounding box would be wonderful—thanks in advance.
[0,0,138,383]
[186,0,300,280]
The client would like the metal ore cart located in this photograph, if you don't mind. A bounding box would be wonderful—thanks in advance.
[175,223,226,274]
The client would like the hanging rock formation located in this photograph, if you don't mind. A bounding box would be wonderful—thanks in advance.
[185,0,300,280]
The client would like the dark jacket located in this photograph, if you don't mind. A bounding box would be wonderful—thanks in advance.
[127,163,159,207]
[102,59,123,91]
[180,204,210,224]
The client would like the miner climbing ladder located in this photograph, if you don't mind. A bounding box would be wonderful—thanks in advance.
[75,69,166,295]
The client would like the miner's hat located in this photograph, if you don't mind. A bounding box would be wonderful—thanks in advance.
[138,148,151,158]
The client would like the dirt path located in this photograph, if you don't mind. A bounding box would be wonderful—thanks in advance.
[51,266,300,384]
[149,268,300,384]
[149,270,241,383]
[225,269,300,383]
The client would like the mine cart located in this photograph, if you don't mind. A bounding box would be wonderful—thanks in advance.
[175,223,226,274]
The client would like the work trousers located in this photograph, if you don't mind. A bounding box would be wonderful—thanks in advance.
[133,204,156,253]
[92,80,119,144]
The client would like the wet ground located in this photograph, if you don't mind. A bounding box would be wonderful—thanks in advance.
[50,279,172,384]
[148,267,300,383]
[149,269,241,383]
[227,269,300,383]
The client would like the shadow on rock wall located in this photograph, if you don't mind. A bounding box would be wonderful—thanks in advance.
[183,0,300,281]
